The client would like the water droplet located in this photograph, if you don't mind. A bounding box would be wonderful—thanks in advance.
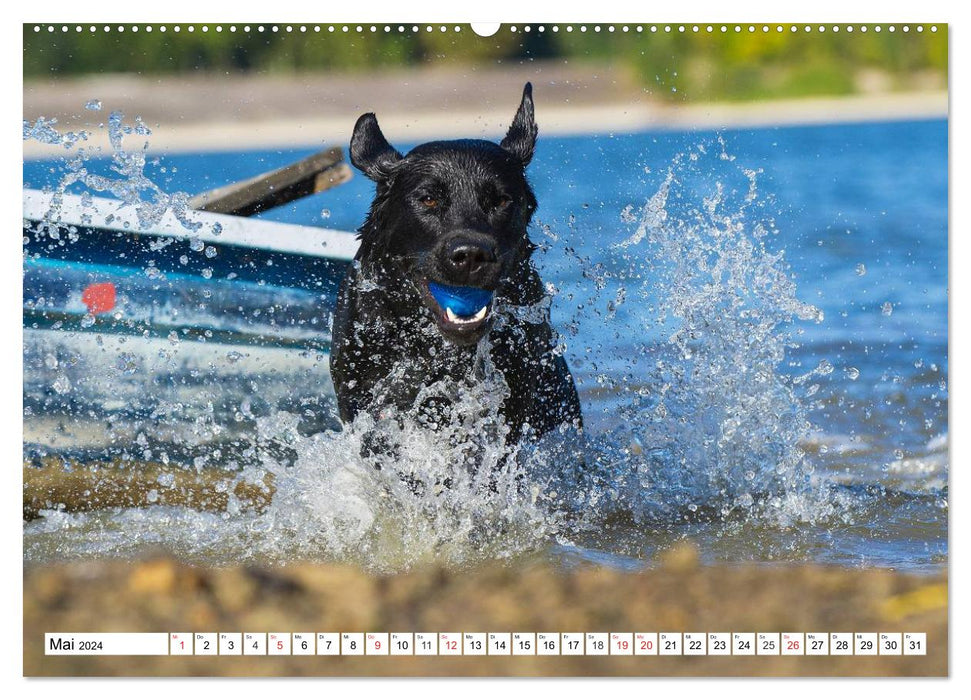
[146,489,159,504]
[845,367,860,380]
[881,302,894,317]
[320,208,331,219]
[52,374,71,394]
[157,472,175,488]
[226,350,243,363]
[116,352,138,374]
[168,330,180,344]
[85,99,102,111]
[204,245,217,258]
[189,238,205,252]
[80,313,95,328]
[201,268,213,279]
[855,263,866,276]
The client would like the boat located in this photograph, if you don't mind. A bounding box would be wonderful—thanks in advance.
[23,187,358,350]
[22,184,361,454]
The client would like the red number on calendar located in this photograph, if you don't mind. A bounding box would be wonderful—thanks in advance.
[640,640,653,650]
[447,641,457,650]
[618,640,629,650]
[787,640,799,650]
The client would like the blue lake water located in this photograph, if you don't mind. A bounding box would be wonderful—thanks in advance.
[22,118,948,572]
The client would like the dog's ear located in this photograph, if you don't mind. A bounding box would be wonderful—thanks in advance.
[500,82,538,168]
[350,113,402,182]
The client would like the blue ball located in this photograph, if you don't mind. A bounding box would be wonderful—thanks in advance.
[428,282,494,317]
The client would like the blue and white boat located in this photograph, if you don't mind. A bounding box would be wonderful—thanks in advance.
[22,188,360,452]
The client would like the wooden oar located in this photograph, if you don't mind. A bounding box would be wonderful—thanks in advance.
[189,145,353,217]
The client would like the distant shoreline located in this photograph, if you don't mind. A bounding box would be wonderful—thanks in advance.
[23,88,947,159]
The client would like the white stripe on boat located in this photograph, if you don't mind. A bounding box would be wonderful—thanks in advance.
[23,188,360,261]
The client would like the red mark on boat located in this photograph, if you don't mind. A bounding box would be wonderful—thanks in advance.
[81,282,117,315]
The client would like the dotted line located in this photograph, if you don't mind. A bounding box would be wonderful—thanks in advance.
[32,24,939,35]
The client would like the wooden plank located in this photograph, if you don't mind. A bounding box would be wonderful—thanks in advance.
[189,146,353,217]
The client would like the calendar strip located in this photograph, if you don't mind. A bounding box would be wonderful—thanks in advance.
[44,632,927,656]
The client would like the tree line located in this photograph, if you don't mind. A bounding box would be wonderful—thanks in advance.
[24,25,947,102]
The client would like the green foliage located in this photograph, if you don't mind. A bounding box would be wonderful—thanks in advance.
[23,24,947,102]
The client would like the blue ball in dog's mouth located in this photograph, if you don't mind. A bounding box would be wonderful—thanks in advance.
[427,281,494,322]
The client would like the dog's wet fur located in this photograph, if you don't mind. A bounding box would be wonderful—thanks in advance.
[331,83,582,452]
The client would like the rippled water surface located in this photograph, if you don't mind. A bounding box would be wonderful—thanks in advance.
[23,117,947,573]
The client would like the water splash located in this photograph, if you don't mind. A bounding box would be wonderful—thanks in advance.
[538,147,829,532]
[247,143,835,566]
[24,108,201,232]
[24,129,860,571]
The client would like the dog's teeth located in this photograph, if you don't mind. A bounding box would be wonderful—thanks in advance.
[444,305,489,325]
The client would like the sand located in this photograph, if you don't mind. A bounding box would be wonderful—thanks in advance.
[23,544,946,677]
[23,64,947,158]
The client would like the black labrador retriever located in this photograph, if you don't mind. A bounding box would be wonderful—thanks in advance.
[330,83,581,455]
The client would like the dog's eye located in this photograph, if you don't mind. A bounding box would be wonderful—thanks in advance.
[419,195,438,209]
[495,195,513,209]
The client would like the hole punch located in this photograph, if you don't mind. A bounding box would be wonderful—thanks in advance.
[470,23,500,38]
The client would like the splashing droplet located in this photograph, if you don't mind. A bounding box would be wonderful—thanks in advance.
[52,374,71,394]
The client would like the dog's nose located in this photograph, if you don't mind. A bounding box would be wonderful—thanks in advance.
[444,240,497,279]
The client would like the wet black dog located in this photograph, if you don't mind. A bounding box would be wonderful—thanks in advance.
[330,83,581,453]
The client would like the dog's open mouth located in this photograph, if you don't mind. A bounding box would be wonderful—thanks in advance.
[423,281,494,335]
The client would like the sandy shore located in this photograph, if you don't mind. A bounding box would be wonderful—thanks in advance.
[23,64,947,158]
[23,544,946,677]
